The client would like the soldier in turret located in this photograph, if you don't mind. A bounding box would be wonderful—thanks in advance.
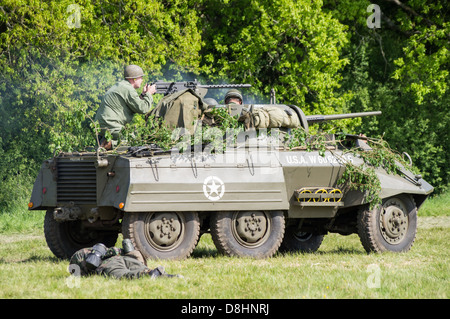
[95,65,157,150]
[224,89,243,105]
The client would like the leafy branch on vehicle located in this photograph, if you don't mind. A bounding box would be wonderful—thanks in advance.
[97,108,417,208]
[287,127,415,208]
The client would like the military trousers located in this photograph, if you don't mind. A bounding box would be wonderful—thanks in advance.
[95,255,150,279]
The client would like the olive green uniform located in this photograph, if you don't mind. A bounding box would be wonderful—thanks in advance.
[95,255,151,279]
[95,80,153,139]
[69,246,178,279]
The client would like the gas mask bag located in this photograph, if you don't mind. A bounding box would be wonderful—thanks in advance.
[85,243,108,270]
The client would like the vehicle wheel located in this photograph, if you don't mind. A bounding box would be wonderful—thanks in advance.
[122,211,200,260]
[357,195,417,253]
[210,211,285,258]
[44,209,118,259]
[279,225,324,253]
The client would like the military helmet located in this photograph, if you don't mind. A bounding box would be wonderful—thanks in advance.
[224,89,243,103]
[203,97,219,106]
[124,65,145,79]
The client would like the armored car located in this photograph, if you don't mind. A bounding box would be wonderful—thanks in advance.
[28,84,433,260]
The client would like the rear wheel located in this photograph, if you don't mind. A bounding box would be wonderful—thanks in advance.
[122,211,200,260]
[210,211,285,258]
[279,224,324,253]
[357,195,417,253]
[44,209,118,259]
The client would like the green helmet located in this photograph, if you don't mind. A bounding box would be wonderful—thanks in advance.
[224,89,243,103]
[124,65,145,79]
[203,97,219,106]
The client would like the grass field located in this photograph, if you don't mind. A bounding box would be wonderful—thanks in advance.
[0,193,448,300]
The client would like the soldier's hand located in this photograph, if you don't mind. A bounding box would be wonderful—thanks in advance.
[142,83,149,94]
[142,83,156,95]
[148,83,156,95]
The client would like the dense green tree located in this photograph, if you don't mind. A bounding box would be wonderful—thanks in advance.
[199,0,352,116]
[0,0,202,210]
[0,0,447,213]
[323,0,449,192]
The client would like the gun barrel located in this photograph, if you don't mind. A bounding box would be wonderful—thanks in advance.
[198,84,252,89]
[306,111,382,123]
[151,80,251,95]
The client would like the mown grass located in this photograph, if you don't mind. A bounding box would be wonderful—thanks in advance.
[419,192,450,217]
[0,193,448,299]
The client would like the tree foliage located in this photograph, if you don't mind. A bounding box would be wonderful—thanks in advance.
[199,0,351,113]
[323,0,449,192]
[0,0,448,212]
[0,0,202,209]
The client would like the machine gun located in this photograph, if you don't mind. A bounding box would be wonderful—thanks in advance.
[150,79,251,96]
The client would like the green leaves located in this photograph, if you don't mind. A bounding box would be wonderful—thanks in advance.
[118,114,176,150]
[118,107,245,153]
[199,0,350,112]
[0,0,448,216]
[326,0,449,193]
[338,136,419,208]
[288,129,416,208]
[0,0,204,165]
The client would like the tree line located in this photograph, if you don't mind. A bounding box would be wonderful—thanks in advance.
[0,0,448,212]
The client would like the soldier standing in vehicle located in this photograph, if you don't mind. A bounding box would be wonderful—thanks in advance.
[224,89,243,105]
[95,64,157,150]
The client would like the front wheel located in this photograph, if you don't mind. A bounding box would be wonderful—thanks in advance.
[210,211,285,258]
[122,211,200,260]
[357,195,417,253]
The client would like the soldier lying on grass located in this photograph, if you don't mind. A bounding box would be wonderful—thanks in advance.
[69,239,182,279]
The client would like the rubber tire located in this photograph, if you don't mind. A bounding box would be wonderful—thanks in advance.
[122,211,200,260]
[279,225,324,253]
[357,195,417,253]
[210,211,285,258]
[44,209,118,259]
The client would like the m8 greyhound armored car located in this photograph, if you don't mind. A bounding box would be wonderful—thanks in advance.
[28,83,433,260]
